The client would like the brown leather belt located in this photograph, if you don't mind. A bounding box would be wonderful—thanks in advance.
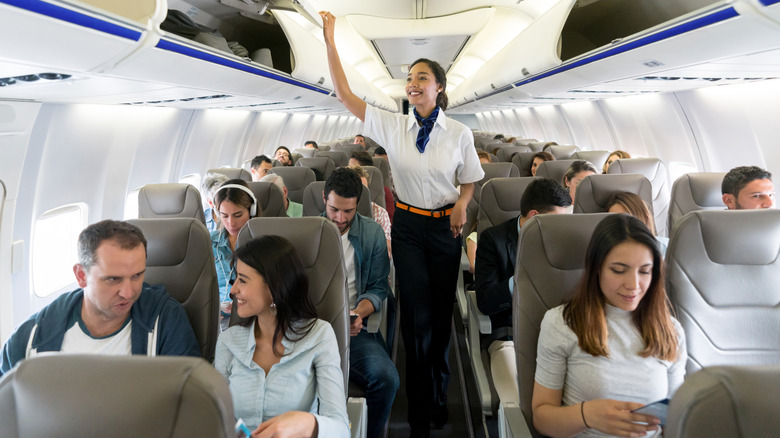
[396,201,453,218]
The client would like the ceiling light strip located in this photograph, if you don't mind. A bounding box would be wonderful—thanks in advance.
[0,0,142,41]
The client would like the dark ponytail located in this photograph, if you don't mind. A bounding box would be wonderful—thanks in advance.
[410,58,448,111]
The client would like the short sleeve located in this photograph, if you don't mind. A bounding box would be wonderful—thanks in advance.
[534,307,574,391]
[364,106,403,154]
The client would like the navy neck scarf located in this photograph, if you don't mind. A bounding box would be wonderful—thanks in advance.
[413,106,440,153]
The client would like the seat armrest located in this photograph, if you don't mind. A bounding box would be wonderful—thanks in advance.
[467,290,492,335]
[347,397,367,438]
[499,402,532,438]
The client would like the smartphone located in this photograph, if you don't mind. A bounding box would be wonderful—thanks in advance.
[350,313,359,323]
[235,419,252,438]
[631,398,669,426]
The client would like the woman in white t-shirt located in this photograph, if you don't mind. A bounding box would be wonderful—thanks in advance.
[533,214,686,437]
[320,12,484,436]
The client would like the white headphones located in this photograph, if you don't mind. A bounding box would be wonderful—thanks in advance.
[217,184,258,217]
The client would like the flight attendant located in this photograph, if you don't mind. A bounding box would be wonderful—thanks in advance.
[320,12,485,437]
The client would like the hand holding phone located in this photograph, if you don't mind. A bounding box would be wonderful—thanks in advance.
[631,399,669,426]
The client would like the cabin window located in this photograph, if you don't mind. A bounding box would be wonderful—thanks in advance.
[32,203,88,297]
[669,162,699,183]
[123,188,141,220]
[179,174,202,192]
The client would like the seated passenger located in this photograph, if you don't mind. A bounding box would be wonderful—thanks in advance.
[349,150,395,222]
[0,220,199,375]
[350,165,392,257]
[532,214,686,438]
[214,235,349,437]
[321,168,399,438]
[606,191,669,254]
[259,173,302,218]
[477,150,491,164]
[304,140,319,150]
[373,146,398,203]
[563,160,598,204]
[603,150,631,174]
[353,134,367,149]
[475,178,571,405]
[250,155,273,181]
[211,179,261,327]
[274,146,293,166]
[530,151,554,177]
[201,172,230,232]
[721,165,775,210]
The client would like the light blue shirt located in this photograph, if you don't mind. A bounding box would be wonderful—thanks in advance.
[210,229,233,303]
[214,318,349,436]
[205,207,218,232]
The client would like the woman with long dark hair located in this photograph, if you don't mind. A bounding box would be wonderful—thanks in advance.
[214,235,349,437]
[320,11,484,436]
[532,214,686,437]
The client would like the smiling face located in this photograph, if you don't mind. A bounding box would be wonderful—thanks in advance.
[231,259,274,319]
[406,62,441,113]
[219,200,251,236]
[599,240,653,312]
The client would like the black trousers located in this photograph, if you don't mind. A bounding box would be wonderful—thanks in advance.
[392,206,461,433]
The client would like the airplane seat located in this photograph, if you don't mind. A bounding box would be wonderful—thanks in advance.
[572,174,655,217]
[512,213,612,436]
[0,355,234,438]
[319,145,331,152]
[477,177,542,235]
[137,183,206,224]
[316,150,349,168]
[293,148,317,158]
[363,166,386,209]
[607,157,671,236]
[535,159,579,186]
[513,138,537,147]
[488,153,499,163]
[268,166,316,205]
[296,157,336,182]
[476,162,521,204]
[207,167,251,182]
[371,156,392,189]
[301,181,372,218]
[666,365,780,438]
[571,150,611,172]
[512,152,536,177]
[497,146,531,163]
[668,172,726,232]
[526,141,548,152]
[546,144,579,160]
[335,145,362,156]
[666,209,780,373]
[128,218,219,361]
[246,181,288,217]
[290,152,302,165]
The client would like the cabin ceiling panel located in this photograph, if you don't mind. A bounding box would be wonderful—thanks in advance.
[301,0,538,19]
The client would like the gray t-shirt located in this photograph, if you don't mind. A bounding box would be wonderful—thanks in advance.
[535,304,687,437]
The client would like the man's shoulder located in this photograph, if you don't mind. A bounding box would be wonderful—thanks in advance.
[483,217,519,242]
[353,214,384,239]
[131,284,179,321]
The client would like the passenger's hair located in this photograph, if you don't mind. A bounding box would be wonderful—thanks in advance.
[520,178,572,217]
[722,165,773,196]
[373,146,387,156]
[505,137,516,143]
[304,140,318,149]
[563,214,679,361]
[541,142,558,152]
[410,58,448,110]
[214,179,261,219]
[250,155,272,170]
[354,134,365,142]
[274,146,291,158]
[78,220,147,270]
[234,235,317,357]
[493,134,505,140]
[350,150,373,167]
[260,173,285,192]
[324,167,362,202]
[606,192,656,235]
[530,151,554,173]
[201,172,230,207]
[349,164,370,184]
[562,160,598,187]
[604,150,632,173]
[477,150,491,162]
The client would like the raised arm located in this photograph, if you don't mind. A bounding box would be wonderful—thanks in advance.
[320,11,367,121]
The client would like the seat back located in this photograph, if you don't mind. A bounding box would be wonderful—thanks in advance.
[666,209,780,373]
[207,167,251,182]
[476,162,521,203]
[363,166,386,209]
[572,174,654,218]
[546,144,579,159]
[296,157,336,181]
[138,183,206,224]
[513,213,611,434]
[512,152,536,177]
[668,172,726,232]
[535,159,578,186]
[247,181,287,217]
[477,177,541,235]
[317,151,349,168]
[301,181,372,218]
[128,218,218,361]
[526,141,548,152]
[607,158,671,236]
[371,157,392,189]
[496,146,531,163]
[334,144,363,156]
[0,355,233,438]
[667,365,780,438]
[237,217,350,391]
[293,148,317,158]
[571,150,611,173]
[269,166,316,204]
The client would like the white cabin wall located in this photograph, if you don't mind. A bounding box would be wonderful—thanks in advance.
[558,101,616,150]
[533,105,574,145]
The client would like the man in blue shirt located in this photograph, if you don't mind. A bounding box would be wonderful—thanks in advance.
[321,168,399,438]
[0,220,200,376]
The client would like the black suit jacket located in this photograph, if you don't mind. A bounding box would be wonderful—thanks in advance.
[474,217,518,342]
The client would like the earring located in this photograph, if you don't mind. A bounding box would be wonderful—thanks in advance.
[269,302,277,316]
